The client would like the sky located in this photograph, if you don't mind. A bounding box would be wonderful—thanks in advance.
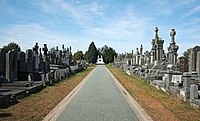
[0,0,200,56]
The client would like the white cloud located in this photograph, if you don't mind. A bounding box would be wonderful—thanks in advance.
[0,23,87,52]
[32,0,107,27]
[183,5,200,17]
[82,9,152,53]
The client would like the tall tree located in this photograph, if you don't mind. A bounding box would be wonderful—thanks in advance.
[183,48,191,59]
[101,45,117,64]
[85,42,98,64]
[3,42,21,52]
[73,51,84,60]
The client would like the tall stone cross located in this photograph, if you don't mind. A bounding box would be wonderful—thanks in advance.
[42,44,48,61]
[170,29,176,43]
[34,43,39,54]
[33,43,39,70]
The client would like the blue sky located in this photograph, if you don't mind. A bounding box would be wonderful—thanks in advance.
[0,0,200,56]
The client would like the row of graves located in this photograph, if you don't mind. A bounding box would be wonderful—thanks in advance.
[113,27,200,108]
[0,43,86,108]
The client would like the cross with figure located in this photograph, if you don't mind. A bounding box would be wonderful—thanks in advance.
[170,29,176,43]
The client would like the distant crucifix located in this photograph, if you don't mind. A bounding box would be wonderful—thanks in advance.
[155,27,159,39]
[170,29,176,43]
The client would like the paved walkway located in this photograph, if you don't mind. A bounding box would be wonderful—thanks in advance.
[57,65,138,121]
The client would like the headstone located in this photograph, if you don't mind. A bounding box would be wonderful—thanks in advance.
[167,29,179,65]
[135,48,139,65]
[42,44,49,73]
[6,50,18,82]
[0,48,6,77]
[182,72,192,99]
[17,52,26,72]
[190,84,199,99]
[55,46,59,65]
[39,48,43,71]
[196,51,200,76]
[150,27,164,65]
[26,49,33,72]
[139,45,144,66]
[189,46,200,72]
[176,56,189,72]
[33,43,39,71]
[183,72,191,88]
[165,70,173,91]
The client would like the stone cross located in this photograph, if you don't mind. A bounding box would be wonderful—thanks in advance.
[34,43,39,54]
[39,48,43,71]
[42,44,48,61]
[170,29,176,43]
[33,43,39,71]
[55,46,59,64]
[140,44,143,55]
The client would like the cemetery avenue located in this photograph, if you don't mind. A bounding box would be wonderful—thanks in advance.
[56,65,139,121]
[1,1,200,121]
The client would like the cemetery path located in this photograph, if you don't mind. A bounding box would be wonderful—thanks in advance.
[56,65,139,121]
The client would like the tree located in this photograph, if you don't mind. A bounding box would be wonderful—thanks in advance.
[183,48,191,59]
[73,51,84,60]
[85,42,98,64]
[101,45,117,64]
[3,42,21,52]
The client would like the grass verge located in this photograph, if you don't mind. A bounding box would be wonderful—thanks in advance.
[107,65,200,121]
[0,65,96,121]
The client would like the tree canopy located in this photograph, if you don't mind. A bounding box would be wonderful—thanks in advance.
[100,45,117,64]
[73,50,84,60]
[183,48,191,59]
[85,42,98,64]
[3,42,21,52]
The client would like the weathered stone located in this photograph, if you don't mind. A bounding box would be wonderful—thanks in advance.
[183,72,192,88]
[6,50,18,82]
[167,29,179,65]
[189,46,200,72]
[176,56,189,72]
[190,84,199,99]
[0,48,6,77]
[164,70,174,91]
[196,51,200,75]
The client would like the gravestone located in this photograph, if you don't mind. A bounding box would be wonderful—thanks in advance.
[196,51,200,76]
[33,43,39,71]
[167,29,179,65]
[135,48,139,65]
[17,52,27,80]
[26,49,33,72]
[182,72,192,99]
[164,70,173,91]
[139,45,144,66]
[55,46,59,65]
[42,44,49,72]
[176,56,189,72]
[190,84,199,99]
[150,27,164,65]
[6,50,18,82]
[0,48,6,78]
[39,48,43,71]
[189,46,200,72]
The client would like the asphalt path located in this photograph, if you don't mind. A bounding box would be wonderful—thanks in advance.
[57,65,138,121]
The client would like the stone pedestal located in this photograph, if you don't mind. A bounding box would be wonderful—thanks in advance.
[165,70,173,92]
[182,72,192,99]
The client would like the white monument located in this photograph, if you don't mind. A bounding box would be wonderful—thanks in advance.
[96,55,105,65]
